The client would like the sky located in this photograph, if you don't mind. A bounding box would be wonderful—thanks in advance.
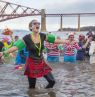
[0,0,95,31]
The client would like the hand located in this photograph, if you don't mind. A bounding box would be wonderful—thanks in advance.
[9,53,15,57]
[0,52,3,58]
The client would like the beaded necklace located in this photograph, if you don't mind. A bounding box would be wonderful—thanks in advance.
[31,33,41,56]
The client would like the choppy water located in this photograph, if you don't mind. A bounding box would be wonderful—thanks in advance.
[0,57,95,97]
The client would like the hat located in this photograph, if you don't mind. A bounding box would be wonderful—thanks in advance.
[68,32,74,37]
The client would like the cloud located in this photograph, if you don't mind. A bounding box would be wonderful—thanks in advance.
[44,0,95,13]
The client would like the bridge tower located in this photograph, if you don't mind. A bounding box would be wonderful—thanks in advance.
[41,9,46,32]
[60,15,63,31]
[78,15,80,32]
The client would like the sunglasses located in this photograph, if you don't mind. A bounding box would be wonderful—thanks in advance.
[32,22,40,25]
[69,37,74,38]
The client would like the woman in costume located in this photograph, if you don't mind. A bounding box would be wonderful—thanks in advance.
[2,37,13,50]
[2,28,14,56]
[45,42,60,62]
[0,19,65,89]
[76,34,86,61]
[45,36,61,62]
[2,37,13,59]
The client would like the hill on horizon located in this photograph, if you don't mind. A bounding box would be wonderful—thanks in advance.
[58,26,95,31]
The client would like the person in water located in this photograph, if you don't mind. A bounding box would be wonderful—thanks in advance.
[0,19,65,89]
[14,36,29,69]
[63,33,90,63]
[76,34,86,61]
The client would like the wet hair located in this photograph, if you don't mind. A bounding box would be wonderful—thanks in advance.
[29,19,38,31]
[68,32,74,38]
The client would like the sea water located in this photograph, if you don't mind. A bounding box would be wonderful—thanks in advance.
[0,30,88,41]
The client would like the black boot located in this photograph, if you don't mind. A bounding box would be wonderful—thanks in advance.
[44,72,55,89]
[28,77,36,89]
[45,80,55,88]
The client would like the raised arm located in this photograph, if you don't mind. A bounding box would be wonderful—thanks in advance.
[82,39,90,49]
[46,33,65,44]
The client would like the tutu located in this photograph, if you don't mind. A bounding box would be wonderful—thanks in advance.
[24,57,52,78]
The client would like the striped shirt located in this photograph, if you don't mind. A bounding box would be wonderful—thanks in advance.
[64,42,80,56]
[45,42,60,56]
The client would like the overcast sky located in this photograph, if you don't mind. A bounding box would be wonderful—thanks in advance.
[0,0,95,31]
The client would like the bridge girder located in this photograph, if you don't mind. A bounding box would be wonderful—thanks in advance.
[0,0,41,22]
[0,1,95,22]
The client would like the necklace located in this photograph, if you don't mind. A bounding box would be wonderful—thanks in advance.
[31,33,41,56]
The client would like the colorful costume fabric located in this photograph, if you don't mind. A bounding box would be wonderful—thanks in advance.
[76,41,85,60]
[64,42,80,63]
[24,57,52,78]
[15,48,29,65]
[45,42,60,62]
[3,41,13,58]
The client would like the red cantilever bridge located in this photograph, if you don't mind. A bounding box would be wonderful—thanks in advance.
[0,0,95,31]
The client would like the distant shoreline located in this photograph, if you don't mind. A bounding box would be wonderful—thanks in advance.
[58,26,95,31]
[0,26,95,32]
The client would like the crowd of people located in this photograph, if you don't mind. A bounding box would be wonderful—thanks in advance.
[44,31,95,64]
[0,19,95,90]
[0,35,29,67]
